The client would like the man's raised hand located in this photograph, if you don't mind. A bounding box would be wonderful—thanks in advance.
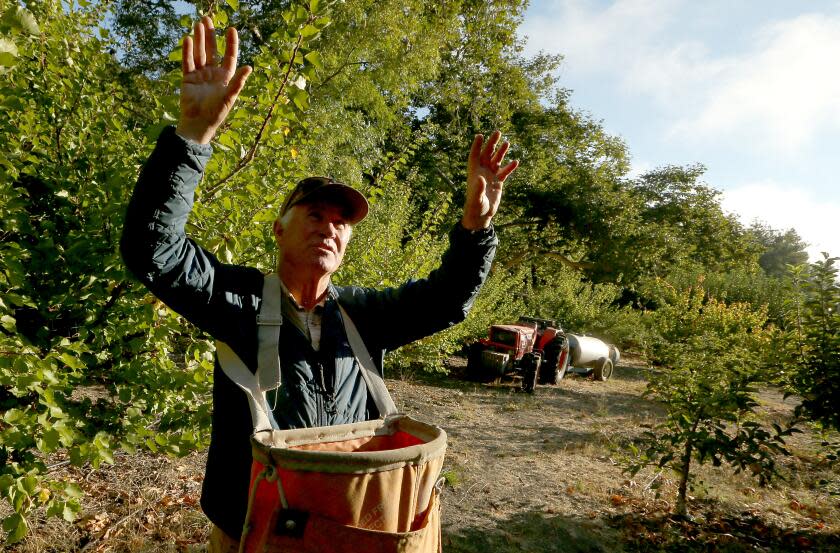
[176,17,252,145]
[461,131,519,230]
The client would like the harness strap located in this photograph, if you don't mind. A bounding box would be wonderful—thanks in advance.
[257,274,283,392]
[217,274,398,432]
[216,341,279,432]
[337,304,398,417]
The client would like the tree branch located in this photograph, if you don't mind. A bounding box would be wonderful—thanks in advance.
[315,60,369,88]
[203,30,310,200]
[499,248,596,272]
[90,282,128,329]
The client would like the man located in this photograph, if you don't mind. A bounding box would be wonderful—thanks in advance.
[120,17,518,549]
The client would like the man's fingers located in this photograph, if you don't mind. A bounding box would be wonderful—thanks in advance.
[222,27,240,76]
[203,16,217,65]
[497,160,519,182]
[193,20,206,68]
[182,35,195,74]
[225,65,252,104]
[490,141,509,168]
[481,130,501,165]
[469,134,484,165]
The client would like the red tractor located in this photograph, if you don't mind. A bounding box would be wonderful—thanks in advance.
[466,317,570,392]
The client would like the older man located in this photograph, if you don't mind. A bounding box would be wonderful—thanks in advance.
[120,17,518,548]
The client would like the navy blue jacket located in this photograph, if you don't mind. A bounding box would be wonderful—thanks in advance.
[120,126,497,538]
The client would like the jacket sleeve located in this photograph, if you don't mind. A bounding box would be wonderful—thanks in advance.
[339,223,497,353]
[120,126,260,342]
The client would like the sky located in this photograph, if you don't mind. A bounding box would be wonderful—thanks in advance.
[519,0,840,260]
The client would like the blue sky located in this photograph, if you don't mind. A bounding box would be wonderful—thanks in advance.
[519,0,840,259]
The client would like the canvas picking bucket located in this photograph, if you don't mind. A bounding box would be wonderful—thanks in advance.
[239,415,446,552]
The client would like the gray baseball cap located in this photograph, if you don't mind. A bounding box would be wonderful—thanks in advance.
[279,176,369,224]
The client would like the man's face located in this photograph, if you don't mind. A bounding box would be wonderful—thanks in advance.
[273,201,352,276]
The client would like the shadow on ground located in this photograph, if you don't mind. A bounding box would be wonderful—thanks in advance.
[608,508,840,553]
[441,506,840,553]
[443,509,618,553]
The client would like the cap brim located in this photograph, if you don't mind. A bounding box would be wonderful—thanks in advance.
[293,183,369,225]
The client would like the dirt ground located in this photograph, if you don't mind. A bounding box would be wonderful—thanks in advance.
[7,355,840,552]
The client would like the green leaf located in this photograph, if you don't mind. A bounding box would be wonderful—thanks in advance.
[303,51,323,70]
[168,47,182,62]
[20,476,38,495]
[0,38,18,68]
[59,353,84,370]
[226,0,240,10]
[62,500,80,522]
[39,429,60,452]
[2,513,27,544]
[309,0,320,13]
[0,314,15,331]
[312,16,331,30]
[213,10,228,27]
[3,409,23,424]
[299,24,320,38]
[0,476,13,497]
[4,7,39,35]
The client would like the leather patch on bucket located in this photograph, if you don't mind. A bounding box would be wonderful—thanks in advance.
[274,509,309,538]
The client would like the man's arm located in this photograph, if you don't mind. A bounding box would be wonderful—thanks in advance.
[120,19,258,339]
[340,131,519,352]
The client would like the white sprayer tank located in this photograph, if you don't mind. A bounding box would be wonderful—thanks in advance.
[566,334,611,367]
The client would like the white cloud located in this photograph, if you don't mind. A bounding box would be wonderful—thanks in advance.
[721,182,840,260]
[521,0,675,73]
[521,2,840,154]
[672,14,840,153]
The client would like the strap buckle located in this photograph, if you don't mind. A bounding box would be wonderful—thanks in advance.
[256,314,283,326]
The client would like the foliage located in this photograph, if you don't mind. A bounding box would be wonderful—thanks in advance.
[624,280,797,516]
[785,256,840,437]
[0,0,330,542]
[746,222,809,278]
[644,260,793,328]
[523,262,630,338]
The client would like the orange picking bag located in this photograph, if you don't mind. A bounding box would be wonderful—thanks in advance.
[240,416,446,552]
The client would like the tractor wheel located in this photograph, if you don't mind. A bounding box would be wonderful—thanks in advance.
[553,350,570,384]
[593,357,613,382]
[521,353,540,393]
[540,337,568,385]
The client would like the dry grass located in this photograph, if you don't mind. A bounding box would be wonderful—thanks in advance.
[6,354,840,552]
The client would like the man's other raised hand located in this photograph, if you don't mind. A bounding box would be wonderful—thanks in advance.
[176,17,252,145]
[461,131,519,230]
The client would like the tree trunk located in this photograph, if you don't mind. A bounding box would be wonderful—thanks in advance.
[675,420,699,517]
[675,447,691,517]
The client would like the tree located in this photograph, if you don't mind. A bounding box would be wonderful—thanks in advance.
[746,222,809,278]
[786,255,840,437]
[0,0,335,541]
[625,280,796,517]
[630,165,754,276]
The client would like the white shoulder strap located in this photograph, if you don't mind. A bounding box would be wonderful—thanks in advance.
[214,273,283,433]
[216,274,398,432]
[256,273,283,392]
[337,304,398,417]
[216,341,279,432]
